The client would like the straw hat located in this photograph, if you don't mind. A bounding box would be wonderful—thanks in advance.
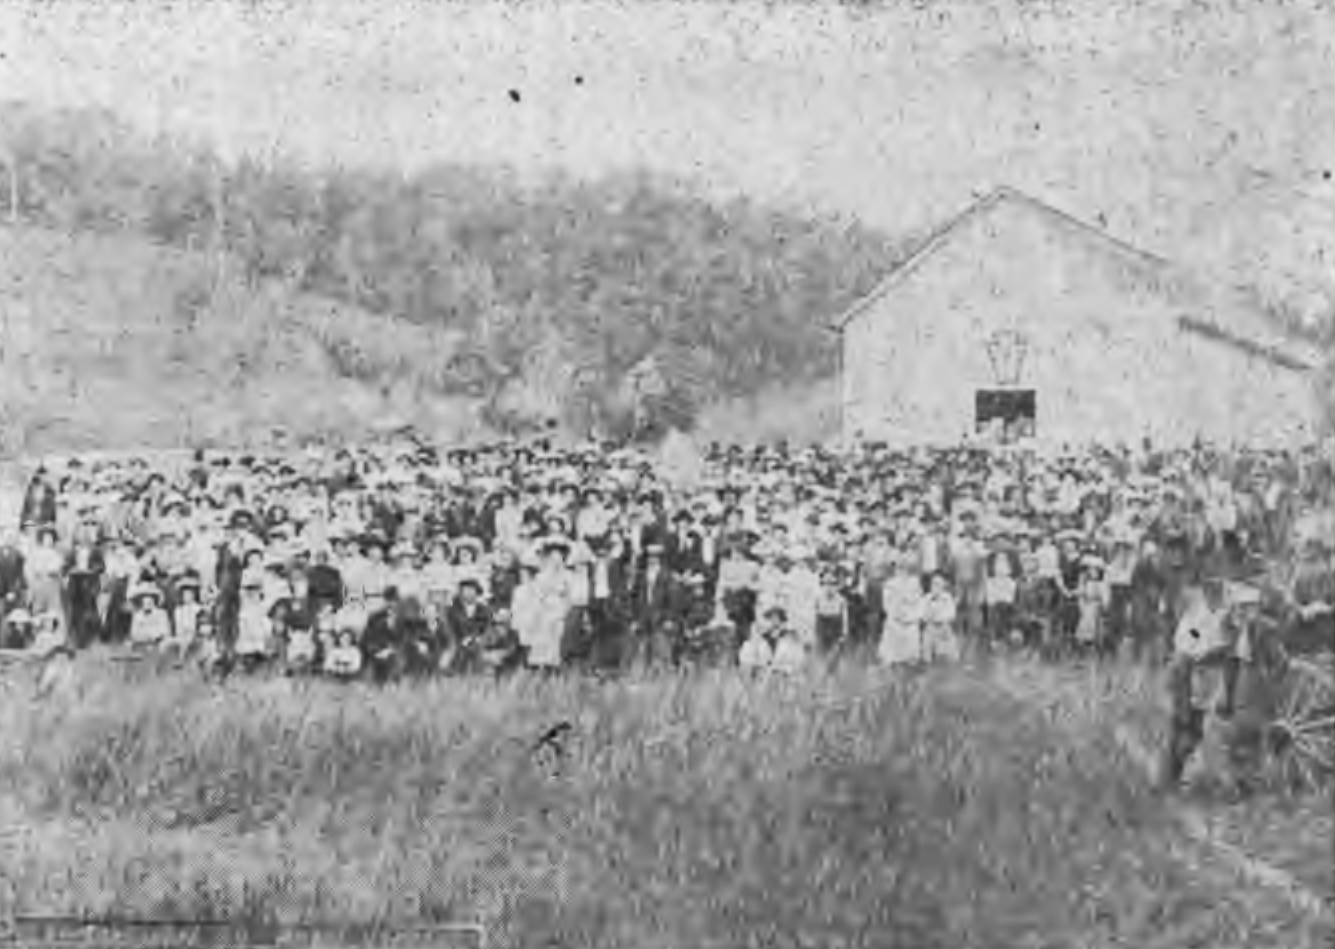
[128,582,164,605]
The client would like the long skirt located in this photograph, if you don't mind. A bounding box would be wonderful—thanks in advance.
[877,619,921,665]
[921,621,961,662]
[815,613,843,654]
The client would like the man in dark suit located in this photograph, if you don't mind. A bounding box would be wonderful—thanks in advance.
[306,547,345,615]
[629,542,683,667]
[583,532,633,670]
[666,511,704,576]
[441,577,492,674]
[361,588,404,684]
[20,468,57,532]
[0,534,26,648]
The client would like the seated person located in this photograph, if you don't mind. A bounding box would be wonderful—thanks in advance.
[441,578,491,674]
[283,616,319,675]
[3,607,35,650]
[128,584,172,647]
[475,607,522,676]
[323,628,363,679]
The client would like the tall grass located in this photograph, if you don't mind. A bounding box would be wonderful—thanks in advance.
[0,656,1326,948]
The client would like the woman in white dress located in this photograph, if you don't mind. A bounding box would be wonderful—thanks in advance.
[878,553,925,666]
[26,525,65,621]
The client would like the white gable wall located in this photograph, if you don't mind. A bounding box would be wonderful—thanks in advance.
[841,200,1320,448]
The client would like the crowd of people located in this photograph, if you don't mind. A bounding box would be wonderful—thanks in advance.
[0,430,1330,684]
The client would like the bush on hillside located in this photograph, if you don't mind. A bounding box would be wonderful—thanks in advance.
[0,103,904,440]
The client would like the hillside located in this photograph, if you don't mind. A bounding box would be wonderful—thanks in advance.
[0,226,483,457]
[0,103,903,442]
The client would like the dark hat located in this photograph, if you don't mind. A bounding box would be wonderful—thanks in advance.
[540,536,572,557]
[360,533,388,553]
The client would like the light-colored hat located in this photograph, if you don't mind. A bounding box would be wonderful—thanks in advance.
[1228,584,1262,607]
[129,582,164,603]
[453,536,485,555]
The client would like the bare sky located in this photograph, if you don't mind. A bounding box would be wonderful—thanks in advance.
[1,0,1333,301]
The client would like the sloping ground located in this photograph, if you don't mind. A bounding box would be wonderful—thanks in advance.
[0,227,482,457]
[0,657,1330,949]
[988,660,1335,923]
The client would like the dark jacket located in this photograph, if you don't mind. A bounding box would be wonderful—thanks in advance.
[444,598,492,650]
[630,563,680,633]
[21,478,57,529]
[307,563,345,612]
[0,545,26,607]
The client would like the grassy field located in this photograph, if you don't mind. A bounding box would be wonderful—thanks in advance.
[1,653,1331,949]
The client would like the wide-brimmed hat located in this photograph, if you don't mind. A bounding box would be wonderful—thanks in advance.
[129,582,164,604]
[538,536,572,557]
[452,536,485,556]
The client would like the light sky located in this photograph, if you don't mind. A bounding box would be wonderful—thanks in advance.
[1,0,1333,299]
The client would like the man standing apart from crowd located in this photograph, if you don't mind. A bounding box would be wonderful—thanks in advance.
[1159,579,1252,794]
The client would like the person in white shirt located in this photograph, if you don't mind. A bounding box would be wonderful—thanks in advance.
[235,573,273,667]
[128,583,172,647]
[166,573,203,656]
[738,606,781,674]
[324,628,363,679]
[770,620,809,675]
[920,572,961,662]
[878,554,925,666]
[983,552,1019,651]
[783,552,822,650]
[512,539,577,670]
[26,525,64,620]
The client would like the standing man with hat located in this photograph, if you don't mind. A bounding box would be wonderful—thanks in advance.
[1159,577,1247,793]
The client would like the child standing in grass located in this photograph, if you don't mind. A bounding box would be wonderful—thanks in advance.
[920,572,961,663]
[1074,556,1109,659]
[739,605,782,674]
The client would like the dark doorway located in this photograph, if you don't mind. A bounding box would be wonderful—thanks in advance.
[976,389,1036,443]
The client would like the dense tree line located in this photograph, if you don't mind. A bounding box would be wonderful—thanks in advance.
[0,104,903,439]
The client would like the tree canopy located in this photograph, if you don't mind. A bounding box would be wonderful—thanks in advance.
[0,104,904,440]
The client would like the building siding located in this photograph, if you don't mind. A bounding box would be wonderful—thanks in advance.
[841,195,1320,448]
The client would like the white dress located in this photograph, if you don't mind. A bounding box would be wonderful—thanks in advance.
[878,575,925,665]
[771,634,807,675]
[738,634,775,673]
[236,595,272,657]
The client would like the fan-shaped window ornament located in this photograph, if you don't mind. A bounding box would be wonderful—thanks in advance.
[985,328,1029,388]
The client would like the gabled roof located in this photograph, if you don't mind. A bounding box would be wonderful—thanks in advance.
[830,186,1320,372]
